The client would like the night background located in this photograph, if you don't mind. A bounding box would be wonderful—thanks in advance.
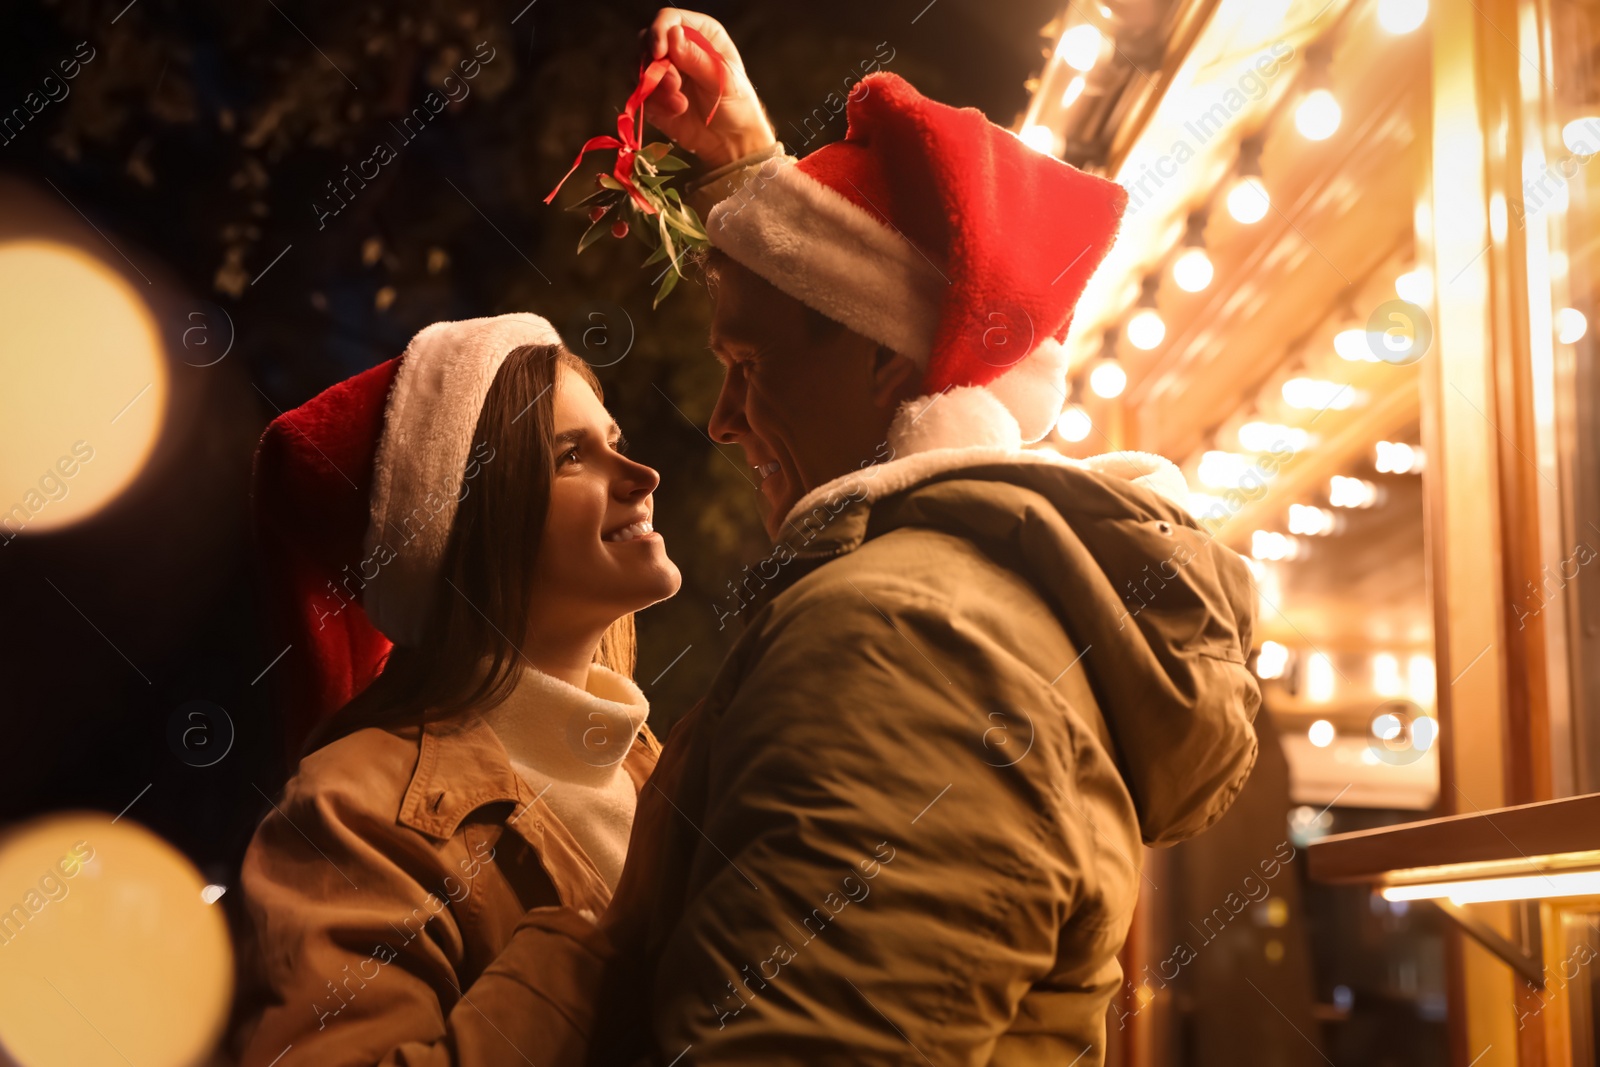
[0,0,1060,890]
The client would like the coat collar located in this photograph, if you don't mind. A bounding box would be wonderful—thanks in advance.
[394,709,660,915]
[396,711,659,841]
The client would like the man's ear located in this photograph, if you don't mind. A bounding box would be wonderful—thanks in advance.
[870,346,922,410]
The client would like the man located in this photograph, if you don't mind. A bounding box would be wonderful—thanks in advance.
[579,11,1263,1065]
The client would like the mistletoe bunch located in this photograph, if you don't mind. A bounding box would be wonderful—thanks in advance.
[564,142,708,307]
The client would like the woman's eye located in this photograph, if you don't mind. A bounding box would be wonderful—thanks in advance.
[612,436,629,455]
[559,447,581,466]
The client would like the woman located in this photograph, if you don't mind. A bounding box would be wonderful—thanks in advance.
[231,313,680,1067]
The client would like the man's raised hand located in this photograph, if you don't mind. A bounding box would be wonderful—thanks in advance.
[642,8,777,168]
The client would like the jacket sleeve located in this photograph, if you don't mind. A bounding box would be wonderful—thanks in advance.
[645,572,1088,1065]
[232,778,610,1067]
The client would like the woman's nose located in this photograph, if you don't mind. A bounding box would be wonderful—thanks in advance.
[616,453,660,499]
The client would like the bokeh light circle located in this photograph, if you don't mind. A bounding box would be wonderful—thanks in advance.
[0,812,232,1067]
[0,240,168,536]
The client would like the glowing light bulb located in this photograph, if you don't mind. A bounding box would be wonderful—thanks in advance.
[1019,124,1056,155]
[1238,421,1309,453]
[1295,89,1342,140]
[1375,440,1423,473]
[1251,529,1301,561]
[1227,177,1270,224]
[1057,404,1093,442]
[1089,359,1127,398]
[1372,653,1404,698]
[1308,718,1335,746]
[1057,24,1104,71]
[1334,327,1380,362]
[1061,74,1087,109]
[1377,0,1428,34]
[1396,267,1433,306]
[1200,450,1254,489]
[1283,377,1357,410]
[1563,117,1600,156]
[1328,475,1379,508]
[1288,503,1336,536]
[1409,654,1436,706]
[1307,654,1336,703]
[1556,306,1588,344]
[1172,247,1214,292]
[1256,640,1290,680]
[1126,308,1166,349]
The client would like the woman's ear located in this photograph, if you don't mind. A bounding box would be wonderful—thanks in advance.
[870,346,923,410]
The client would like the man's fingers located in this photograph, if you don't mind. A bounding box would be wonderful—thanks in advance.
[649,8,739,70]
[666,24,723,91]
[643,67,691,122]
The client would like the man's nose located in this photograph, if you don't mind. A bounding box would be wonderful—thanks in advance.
[707,365,750,445]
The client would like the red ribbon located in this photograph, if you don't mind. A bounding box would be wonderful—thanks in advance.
[544,26,726,216]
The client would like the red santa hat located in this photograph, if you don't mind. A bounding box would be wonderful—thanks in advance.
[251,313,560,756]
[705,72,1127,449]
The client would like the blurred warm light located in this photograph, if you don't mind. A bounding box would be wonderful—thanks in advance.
[0,240,169,536]
[1329,474,1379,508]
[1283,377,1357,410]
[1238,421,1310,453]
[1019,124,1056,155]
[1288,503,1336,536]
[1061,74,1087,109]
[1172,247,1214,292]
[1375,440,1424,473]
[1408,653,1436,706]
[1251,529,1300,561]
[1057,404,1093,442]
[1295,89,1342,140]
[1125,307,1166,350]
[1373,653,1404,698]
[1556,306,1588,344]
[1199,450,1253,488]
[1226,176,1271,223]
[1089,357,1127,398]
[1412,714,1438,751]
[1372,710,1403,740]
[1383,870,1600,905]
[1562,118,1600,156]
[1189,490,1223,515]
[1057,24,1104,71]
[1334,327,1380,362]
[1395,267,1434,306]
[0,813,232,1067]
[200,884,227,904]
[1308,718,1336,747]
[1307,653,1336,702]
[1377,0,1428,34]
[1256,640,1290,679]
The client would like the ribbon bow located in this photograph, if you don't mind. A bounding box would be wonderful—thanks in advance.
[544,26,726,215]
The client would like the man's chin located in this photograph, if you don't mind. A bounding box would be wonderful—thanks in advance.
[757,470,798,540]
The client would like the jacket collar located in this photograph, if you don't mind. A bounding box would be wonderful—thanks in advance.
[397,713,523,840]
[396,711,659,833]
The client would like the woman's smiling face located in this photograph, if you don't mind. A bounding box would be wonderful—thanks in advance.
[528,364,681,637]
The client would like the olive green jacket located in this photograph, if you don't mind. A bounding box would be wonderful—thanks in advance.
[590,452,1261,1065]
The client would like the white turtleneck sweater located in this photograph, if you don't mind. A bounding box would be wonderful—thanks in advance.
[478,660,649,891]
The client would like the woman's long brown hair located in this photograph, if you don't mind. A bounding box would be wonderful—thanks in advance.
[304,343,635,756]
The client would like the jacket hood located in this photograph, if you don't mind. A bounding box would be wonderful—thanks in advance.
[781,450,1261,847]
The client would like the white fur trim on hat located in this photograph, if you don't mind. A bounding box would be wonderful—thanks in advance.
[362,312,561,646]
[706,163,944,364]
[707,160,1076,447]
